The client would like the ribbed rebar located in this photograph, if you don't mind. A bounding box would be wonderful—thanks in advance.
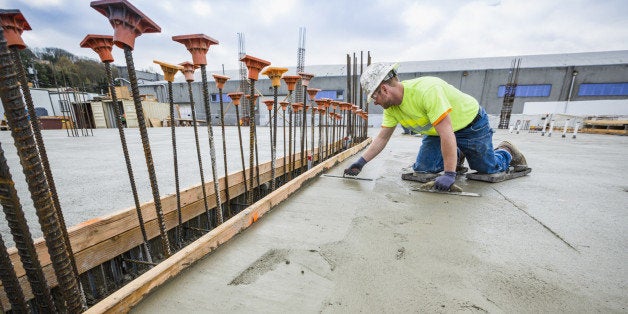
[233,102,248,201]
[0,232,28,312]
[271,86,279,190]
[310,98,315,168]
[247,81,256,205]
[10,47,82,288]
[0,31,83,313]
[199,65,224,224]
[0,142,55,312]
[168,80,183,247]
[104,62,153,263]
[287,91,293,180]
[218,88,231,217]
[187,81,211,230]
[124,47,171,257]
[300,86,307,173]
[281,104,286,183]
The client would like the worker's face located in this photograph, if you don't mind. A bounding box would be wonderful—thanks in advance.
[371,83,394,109]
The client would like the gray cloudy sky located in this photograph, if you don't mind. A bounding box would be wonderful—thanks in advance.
[2,0,627,75]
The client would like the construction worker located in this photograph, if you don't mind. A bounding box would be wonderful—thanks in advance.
[344,63,527,191]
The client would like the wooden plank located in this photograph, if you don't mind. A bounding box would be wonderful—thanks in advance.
[85,138,371,313]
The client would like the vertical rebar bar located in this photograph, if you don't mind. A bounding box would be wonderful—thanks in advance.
[187,80,211,230]
[10,47,82,285]
[199,65,224,224]
[301,86,307,172]
[272,87,279,190]
[0,31,83,313]
[248,84,256,205]
[123,47,171,257]
[0,142,55,312]
[230,94,249,202]
[218,87,231,217]
[168,80,182,248]
[0,232,28,313]
[104,61,153,263]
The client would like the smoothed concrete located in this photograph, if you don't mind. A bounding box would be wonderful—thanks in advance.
[132,129,628,313]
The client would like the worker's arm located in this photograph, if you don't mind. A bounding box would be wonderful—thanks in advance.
[433,114,458,190]
[344,126,395,175]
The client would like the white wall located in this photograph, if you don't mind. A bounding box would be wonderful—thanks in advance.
[523,100,628,116]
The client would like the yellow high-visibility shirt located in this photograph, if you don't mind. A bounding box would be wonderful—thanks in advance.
[382,77,479,136]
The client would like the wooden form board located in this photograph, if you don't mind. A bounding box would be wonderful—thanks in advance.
[0,139,367,309]
[85,138,371,313]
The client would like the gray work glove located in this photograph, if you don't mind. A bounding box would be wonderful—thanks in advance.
[344,157,367,176]
[434,171,456,191]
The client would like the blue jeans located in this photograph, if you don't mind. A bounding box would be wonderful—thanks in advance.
[413,107,511,174]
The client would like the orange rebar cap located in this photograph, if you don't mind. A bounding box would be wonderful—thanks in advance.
[307,88,320,101]
[0,10,32,49]
[227,92,244,106]
[90,0,161,50]
[80,34,114,63]
[172,34,219,66]
[282,75,301,91]
[240,55,271,81]
[298,72,315,87]
[179,61,197,82]
[263,100,275,111]
[212,74,230,90]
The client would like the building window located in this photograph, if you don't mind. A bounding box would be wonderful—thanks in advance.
[578,83,628,96]
[314,90,344,100]
[498,84,551,97]
[211,93,232,103]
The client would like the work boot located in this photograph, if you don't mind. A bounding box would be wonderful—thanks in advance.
[401,172,439,183]
[496,141,528,172]
[456,151,468,175]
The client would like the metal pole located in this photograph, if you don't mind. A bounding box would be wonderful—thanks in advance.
[218,87,231,217]
[167,80,182,247]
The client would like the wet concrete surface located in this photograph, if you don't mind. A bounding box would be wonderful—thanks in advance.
[129,129,628,312]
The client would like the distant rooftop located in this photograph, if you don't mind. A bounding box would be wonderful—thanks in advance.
[156,50,628,84]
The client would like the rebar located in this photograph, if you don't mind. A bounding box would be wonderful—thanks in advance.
[248,83,256,205]
[188,81,212,229]
[287,91,294,180]
[272,87,279,190]
[10,47,82,284]
[218,87,231,217]
[168,80,182,248]
[230,94,249,201]
[0,31,83,313]
[0,232,28,312]
[124,47,171,257]
[199,65,224,225]
[301,85,307,173]
[104,62,153,263]
[0,139,56,312]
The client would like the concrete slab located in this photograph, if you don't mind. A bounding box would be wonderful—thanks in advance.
[130,129,628,312]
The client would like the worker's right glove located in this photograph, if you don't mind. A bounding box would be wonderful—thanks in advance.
[434,171,456,191]
[344,157,367,176]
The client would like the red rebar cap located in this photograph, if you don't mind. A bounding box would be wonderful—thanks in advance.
[90,0,161,50]
[212,74,230,90]
[154,60,182,82]
[172,34,219,66]
[80,34,114,63]
[281,75,301,91]
[261,66,288,87]
[227,92,244,106]
[263,100,275,111]
[279,101,289,111]
[306,88,320,100]
[298,72,314,87]
[330,101,340,109]
[240,55,271,81]
[323,98,332,108]
[179,61,198,82]
[314,99,326,109]
[0,10,32,49]
[291,102,303,113]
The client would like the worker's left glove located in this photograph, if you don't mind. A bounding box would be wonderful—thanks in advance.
[344,157,367,176]
[434,171,456,191]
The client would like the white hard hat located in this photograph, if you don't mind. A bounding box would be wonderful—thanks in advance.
[360,62,399,100]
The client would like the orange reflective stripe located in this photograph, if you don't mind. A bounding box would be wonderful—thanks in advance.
[432,108,452,126]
